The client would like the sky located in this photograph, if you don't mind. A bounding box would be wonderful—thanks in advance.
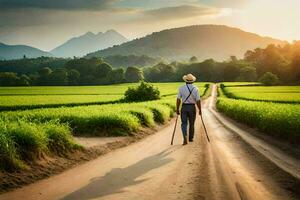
[0,0,299,51]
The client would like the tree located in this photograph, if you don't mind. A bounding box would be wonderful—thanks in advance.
[96,62,113,79]
[290,41,300,82]
[38,67,52,76]
[0,72,19,86]
[107,68,125,84]
[124,81,160,102]
[223,62,240,81]
[19,74,30,86]
[190,56,198,63]
[259,72,279,86]
[145,63,176,82]
[50,68,68,85]
[125,66,144,82]
[230,55,238,63]
[37,67,52,85]
[68,69,80,85]
[236,66,257,82]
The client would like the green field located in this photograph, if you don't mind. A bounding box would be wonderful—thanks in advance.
[0,82,211,171]
[222,86,300,103]
[217,83,300,142]
[0,95,122,109]
[0,83,208,95]
[0,83,209,111]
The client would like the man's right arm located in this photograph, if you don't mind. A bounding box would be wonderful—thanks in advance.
[176,98,181,115]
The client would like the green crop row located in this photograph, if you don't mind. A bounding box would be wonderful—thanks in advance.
[0,120,80,171]
[0,99,175,171]
[0,99,175,136]
[216,97,300,142]
[0,83,208,96]
[0,95,123,111]
[220,85,300,104]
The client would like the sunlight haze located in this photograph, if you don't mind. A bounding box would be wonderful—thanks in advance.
[0,0,299,50]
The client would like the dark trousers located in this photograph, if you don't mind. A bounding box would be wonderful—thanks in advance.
[181,104,196,139]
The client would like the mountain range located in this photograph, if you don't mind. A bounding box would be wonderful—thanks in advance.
[86,25,286,61]
[1,26,286,61]
[50,30,128,58]
[0,30,128,60]
[0,43,52,60]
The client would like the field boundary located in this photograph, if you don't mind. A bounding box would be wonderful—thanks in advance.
[209,107,300,180]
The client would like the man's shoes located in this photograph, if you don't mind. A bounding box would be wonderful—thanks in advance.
[189,138,193,142]
[183,136,188,145]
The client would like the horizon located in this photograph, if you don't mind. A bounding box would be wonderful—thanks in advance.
[0,24,290,51]
[0,0,300,51]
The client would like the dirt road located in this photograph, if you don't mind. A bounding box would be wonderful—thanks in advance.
[1,85,299,200]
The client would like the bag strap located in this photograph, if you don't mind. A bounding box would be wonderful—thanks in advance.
[183,84,195,104]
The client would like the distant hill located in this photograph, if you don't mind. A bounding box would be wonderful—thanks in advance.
[51,30,128,58]
[0,43,52,60]
[86,25,286,61]
[103,55,162,68]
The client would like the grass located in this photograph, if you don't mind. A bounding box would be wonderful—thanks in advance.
[217,98,300,142]
[0,95,123,111]
[0,99,175,171]
[0,100,175,136]
[222,85,300,104]
[0,119,79,171]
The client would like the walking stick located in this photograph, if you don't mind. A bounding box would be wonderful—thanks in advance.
[200,113,210,142]
[171,115,179,145]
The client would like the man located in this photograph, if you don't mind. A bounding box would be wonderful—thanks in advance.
[176,74,201,145]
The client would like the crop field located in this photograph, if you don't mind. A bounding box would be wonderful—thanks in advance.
[0,83,208,96]
[217,83,300,142]
[222,86,300,103]
[0,95,122,110]
[0,83,211,170]
[0,83,209,111]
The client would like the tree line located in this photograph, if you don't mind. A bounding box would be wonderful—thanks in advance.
[0,41,299,86]
[0,57,143,86]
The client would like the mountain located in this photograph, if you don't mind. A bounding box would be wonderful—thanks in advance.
[86,25,286,61]
[0,42,52,60]
[51,30,128,58]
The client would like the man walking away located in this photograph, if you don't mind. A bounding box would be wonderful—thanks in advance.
[176,74,201,145]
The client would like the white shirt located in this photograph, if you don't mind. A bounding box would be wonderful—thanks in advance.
[177,84,201,104]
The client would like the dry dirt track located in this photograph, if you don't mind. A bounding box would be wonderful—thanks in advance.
[0,85,299,200]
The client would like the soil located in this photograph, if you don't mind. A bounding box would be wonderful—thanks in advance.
[0,123,172,194]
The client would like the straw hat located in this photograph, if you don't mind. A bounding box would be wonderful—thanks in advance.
[183,74,196,83]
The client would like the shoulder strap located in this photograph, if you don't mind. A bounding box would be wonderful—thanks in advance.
[183,84,195,103]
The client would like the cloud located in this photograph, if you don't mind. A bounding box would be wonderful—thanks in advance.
[0,0,117,10]
[0,3,225,50]
[142,5,221,21]
[198,0,249,8]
